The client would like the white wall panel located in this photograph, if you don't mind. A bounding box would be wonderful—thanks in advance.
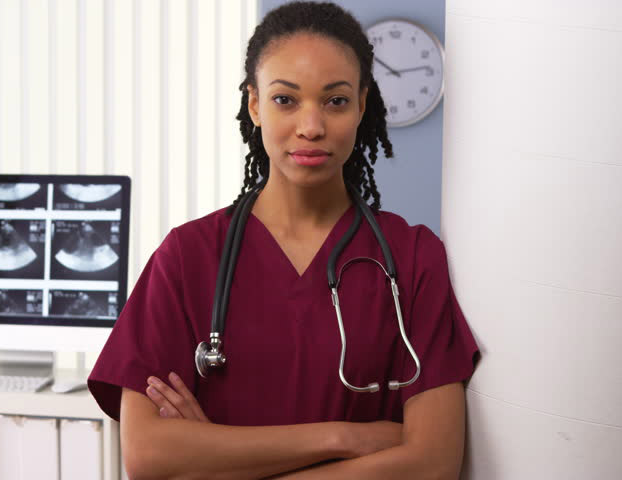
[443,1,622,477]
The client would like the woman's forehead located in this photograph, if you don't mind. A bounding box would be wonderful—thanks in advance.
[256,33,360,89]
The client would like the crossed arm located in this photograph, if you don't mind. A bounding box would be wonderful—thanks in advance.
[121,373,465,480]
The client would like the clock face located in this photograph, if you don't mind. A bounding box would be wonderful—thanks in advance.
[366,19,444,127]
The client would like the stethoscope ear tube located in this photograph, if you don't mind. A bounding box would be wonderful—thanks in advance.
[344,181,396,279]
[328,181,421,393]
[197,180,266,377]
[211,179,266,335]
[219,182,264,331]
[327,204,361,288]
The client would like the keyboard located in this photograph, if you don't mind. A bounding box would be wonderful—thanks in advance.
[0,375,53,393]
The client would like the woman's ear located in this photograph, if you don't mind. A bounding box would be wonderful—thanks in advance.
[247,85,261,127]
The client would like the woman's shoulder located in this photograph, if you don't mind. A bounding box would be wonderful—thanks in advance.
[375,208,439,246]
[156,206,233,255]
[174,205,232,233]
[375,209,448,287]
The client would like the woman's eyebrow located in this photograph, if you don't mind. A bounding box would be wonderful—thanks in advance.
[268,79,352,90]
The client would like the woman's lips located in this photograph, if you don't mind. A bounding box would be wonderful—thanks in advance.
[290,153,330,166]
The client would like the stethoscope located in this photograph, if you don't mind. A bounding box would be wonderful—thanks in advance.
[195,178,421,393]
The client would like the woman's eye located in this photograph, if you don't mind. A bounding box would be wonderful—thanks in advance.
[330,97,349,107]
[273,95,292,105]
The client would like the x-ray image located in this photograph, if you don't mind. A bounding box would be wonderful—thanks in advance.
[0,219,46,279]
[0,289,43,316]
[51,220,120,280]
[54,184,122,210]
[0,183,46,210]
[49,290,116,318]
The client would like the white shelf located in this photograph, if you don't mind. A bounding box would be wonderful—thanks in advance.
[0,388,103,418]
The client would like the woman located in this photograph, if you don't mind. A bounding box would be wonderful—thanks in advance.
[88,2,480,479]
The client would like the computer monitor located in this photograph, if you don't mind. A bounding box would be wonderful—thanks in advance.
[0,174,130,355]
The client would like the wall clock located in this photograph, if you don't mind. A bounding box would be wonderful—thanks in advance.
[366,18,445,127]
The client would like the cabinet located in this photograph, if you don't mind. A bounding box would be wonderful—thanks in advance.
[0,373,124,480]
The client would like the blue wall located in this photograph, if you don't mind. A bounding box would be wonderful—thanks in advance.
[258,0,446,235]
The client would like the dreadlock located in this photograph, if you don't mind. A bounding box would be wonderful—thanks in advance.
[226,1,393,216]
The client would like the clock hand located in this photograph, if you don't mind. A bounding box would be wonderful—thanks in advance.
[386,66,434,75]
[374,57,401,78]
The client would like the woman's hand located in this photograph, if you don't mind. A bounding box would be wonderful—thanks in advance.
[145,372,210,422]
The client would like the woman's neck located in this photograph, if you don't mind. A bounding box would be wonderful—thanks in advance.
[251,174,352,234]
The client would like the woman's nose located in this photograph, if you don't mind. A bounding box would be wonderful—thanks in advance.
[295,106,325,139]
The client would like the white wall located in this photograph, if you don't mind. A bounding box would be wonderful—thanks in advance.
[442,1,622,477]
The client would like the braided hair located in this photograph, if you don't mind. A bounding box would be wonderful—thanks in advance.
[226,1,393,216]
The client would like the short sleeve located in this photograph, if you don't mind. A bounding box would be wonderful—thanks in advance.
[87,228,197,422]
[400,227,481,406]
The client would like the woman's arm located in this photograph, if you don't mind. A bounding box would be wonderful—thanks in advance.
[263,382,467,480]
[121,387,403,480]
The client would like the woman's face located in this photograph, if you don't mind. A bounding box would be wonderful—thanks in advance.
[247,33,368,188]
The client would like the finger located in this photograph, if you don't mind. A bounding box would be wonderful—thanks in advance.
[147,376,196,420]
[146,385,182,419]
[168,372,210,422]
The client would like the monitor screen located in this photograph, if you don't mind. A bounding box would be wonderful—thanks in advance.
[0,175,130,329]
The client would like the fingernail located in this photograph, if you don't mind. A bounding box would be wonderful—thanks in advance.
[170,372,179,381]
[160,407,167,417]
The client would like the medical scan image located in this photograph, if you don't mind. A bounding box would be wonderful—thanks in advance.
[54,183,122,210]
[0,289,43,316]
[0,220,46,279]
[51,220,120,280]
[0,182,46,210]
[48,290,117,319]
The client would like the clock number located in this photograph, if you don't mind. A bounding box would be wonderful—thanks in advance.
[411,36,416,44]
[420,86,429,95]
[389,30,401,39]
[421,50,430,59]
[371,36,383,45]
[389,105,398,114]
[407,100,416,109]
[426,67,434,77]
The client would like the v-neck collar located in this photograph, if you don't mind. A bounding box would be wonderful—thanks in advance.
[247,203,356,284]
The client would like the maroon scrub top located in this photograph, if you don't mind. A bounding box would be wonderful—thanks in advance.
[88,204,480,425]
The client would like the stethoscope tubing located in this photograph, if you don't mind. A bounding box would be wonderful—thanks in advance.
[196,179,421,392]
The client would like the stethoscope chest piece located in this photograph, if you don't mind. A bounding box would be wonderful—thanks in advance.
[195,332,226,378]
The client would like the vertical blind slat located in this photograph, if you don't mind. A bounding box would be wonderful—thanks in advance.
[55,0,78,174]
[84,0,105,175]
[27,0,50,174]
[196,0,217,218]
[0,0,21,174]
[168,0,189,233]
